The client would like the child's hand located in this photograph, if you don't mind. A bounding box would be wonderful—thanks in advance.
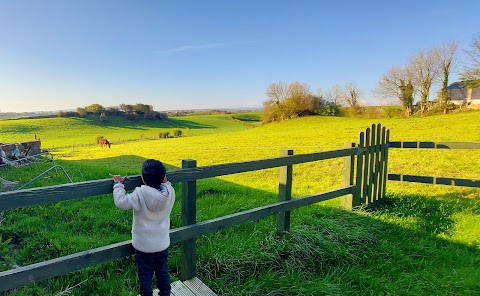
[109,173,127,183]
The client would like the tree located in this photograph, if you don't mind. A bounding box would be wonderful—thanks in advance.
[133,103,153,115]
[329,84,344,106]
[283,82,314,118]
[409,49,438,114]
[106,106,121,116]
[434,40,458,109]
[76,107,87,117]
[85,104,104,114]
[343,81,362,108]
[461,33,480,87]
[376,66,415,117]
[262,82,289,122]
[262,81,342,123]
[119,104,134,113]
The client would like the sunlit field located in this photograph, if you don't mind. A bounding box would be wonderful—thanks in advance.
[1,110,479,295]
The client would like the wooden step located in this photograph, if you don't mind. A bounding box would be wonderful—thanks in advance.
[144,277,217,296]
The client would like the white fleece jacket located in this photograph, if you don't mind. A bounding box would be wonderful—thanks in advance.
[113,182,175,253]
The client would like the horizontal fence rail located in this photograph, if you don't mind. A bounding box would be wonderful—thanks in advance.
[388,141,480,188]
[388,174,480,187]
[0,147,357,212]
[389,141,480,149]
[0,186,355,291]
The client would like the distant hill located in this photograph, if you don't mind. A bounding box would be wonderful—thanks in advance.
[0,111,59,120]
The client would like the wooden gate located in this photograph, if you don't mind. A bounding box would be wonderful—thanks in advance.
[355,123,390,207]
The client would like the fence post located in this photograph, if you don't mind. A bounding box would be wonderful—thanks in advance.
[277,149,293,236]
[181,159,197,280]
[342,142,356,210]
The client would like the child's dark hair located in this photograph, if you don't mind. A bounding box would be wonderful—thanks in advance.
[142,159,166,189]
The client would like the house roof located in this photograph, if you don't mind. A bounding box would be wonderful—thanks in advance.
[447,82,464,90]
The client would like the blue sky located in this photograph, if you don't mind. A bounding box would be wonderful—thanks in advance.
[1,0,479,113]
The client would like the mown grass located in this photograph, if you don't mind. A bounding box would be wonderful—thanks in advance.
[0,110,479,295]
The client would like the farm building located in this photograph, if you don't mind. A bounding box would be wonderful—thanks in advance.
[447,81,480,106]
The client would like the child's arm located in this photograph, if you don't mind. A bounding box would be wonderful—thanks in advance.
[110,174,140,210]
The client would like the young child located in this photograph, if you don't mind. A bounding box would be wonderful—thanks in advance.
[111,159,175,296]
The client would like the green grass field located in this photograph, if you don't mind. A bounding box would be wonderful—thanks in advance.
[1,111,479,295]
[0,113,253,149]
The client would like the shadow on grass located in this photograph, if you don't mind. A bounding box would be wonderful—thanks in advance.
[69,116,174,131]
[2,155,479,295]
[167,118,216,129]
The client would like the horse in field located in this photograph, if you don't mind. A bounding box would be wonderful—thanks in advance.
[98,138,111,148]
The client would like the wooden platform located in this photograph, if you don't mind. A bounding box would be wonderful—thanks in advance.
[148,277,217,296]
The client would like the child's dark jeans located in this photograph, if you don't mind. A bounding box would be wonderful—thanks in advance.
[135,248,170,296]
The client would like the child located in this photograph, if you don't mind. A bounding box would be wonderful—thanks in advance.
[111,159,175,296]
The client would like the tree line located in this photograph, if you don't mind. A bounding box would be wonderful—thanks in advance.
[263,33,480,122]
[262,81,362,123]
[58,103,168,123]
[376,34,480,117]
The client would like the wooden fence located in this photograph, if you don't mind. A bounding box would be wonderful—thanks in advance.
[0,146,358,292]
[387,141,480,188]
[1,124,478,292]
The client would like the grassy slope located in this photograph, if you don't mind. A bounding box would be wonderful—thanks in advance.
[0,114,252,148]
[1,111,479,295]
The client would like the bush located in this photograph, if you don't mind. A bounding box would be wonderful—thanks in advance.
[144,111,156,120]
[125,112,140,122]
[57,111,77,117]
[155,112,168,121]
[173,130,183,137]
[99,113,107,123]
[105,107,121,116]
[364,107,384,119]
[76,107,88,117]
[158,132,170,139]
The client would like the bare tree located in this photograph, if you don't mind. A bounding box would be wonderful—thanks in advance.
[263,82,290,122]
[266,81,290,103]
[343,81,362,108]
[461,33,480,87]
[409,49,439,114]
[376,66,415,117]
[434,40,458,110]
[330,84,344,106]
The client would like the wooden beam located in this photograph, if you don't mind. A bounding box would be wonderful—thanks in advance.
[0,241,134,292]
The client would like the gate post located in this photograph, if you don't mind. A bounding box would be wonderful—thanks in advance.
[277,149,293,236]
[181,159,197,280]
[342,142,356,210]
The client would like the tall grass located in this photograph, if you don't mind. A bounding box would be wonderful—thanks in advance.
[0,111,479,295]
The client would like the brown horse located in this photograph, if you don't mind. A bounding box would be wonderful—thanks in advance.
[98,138,111,148]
